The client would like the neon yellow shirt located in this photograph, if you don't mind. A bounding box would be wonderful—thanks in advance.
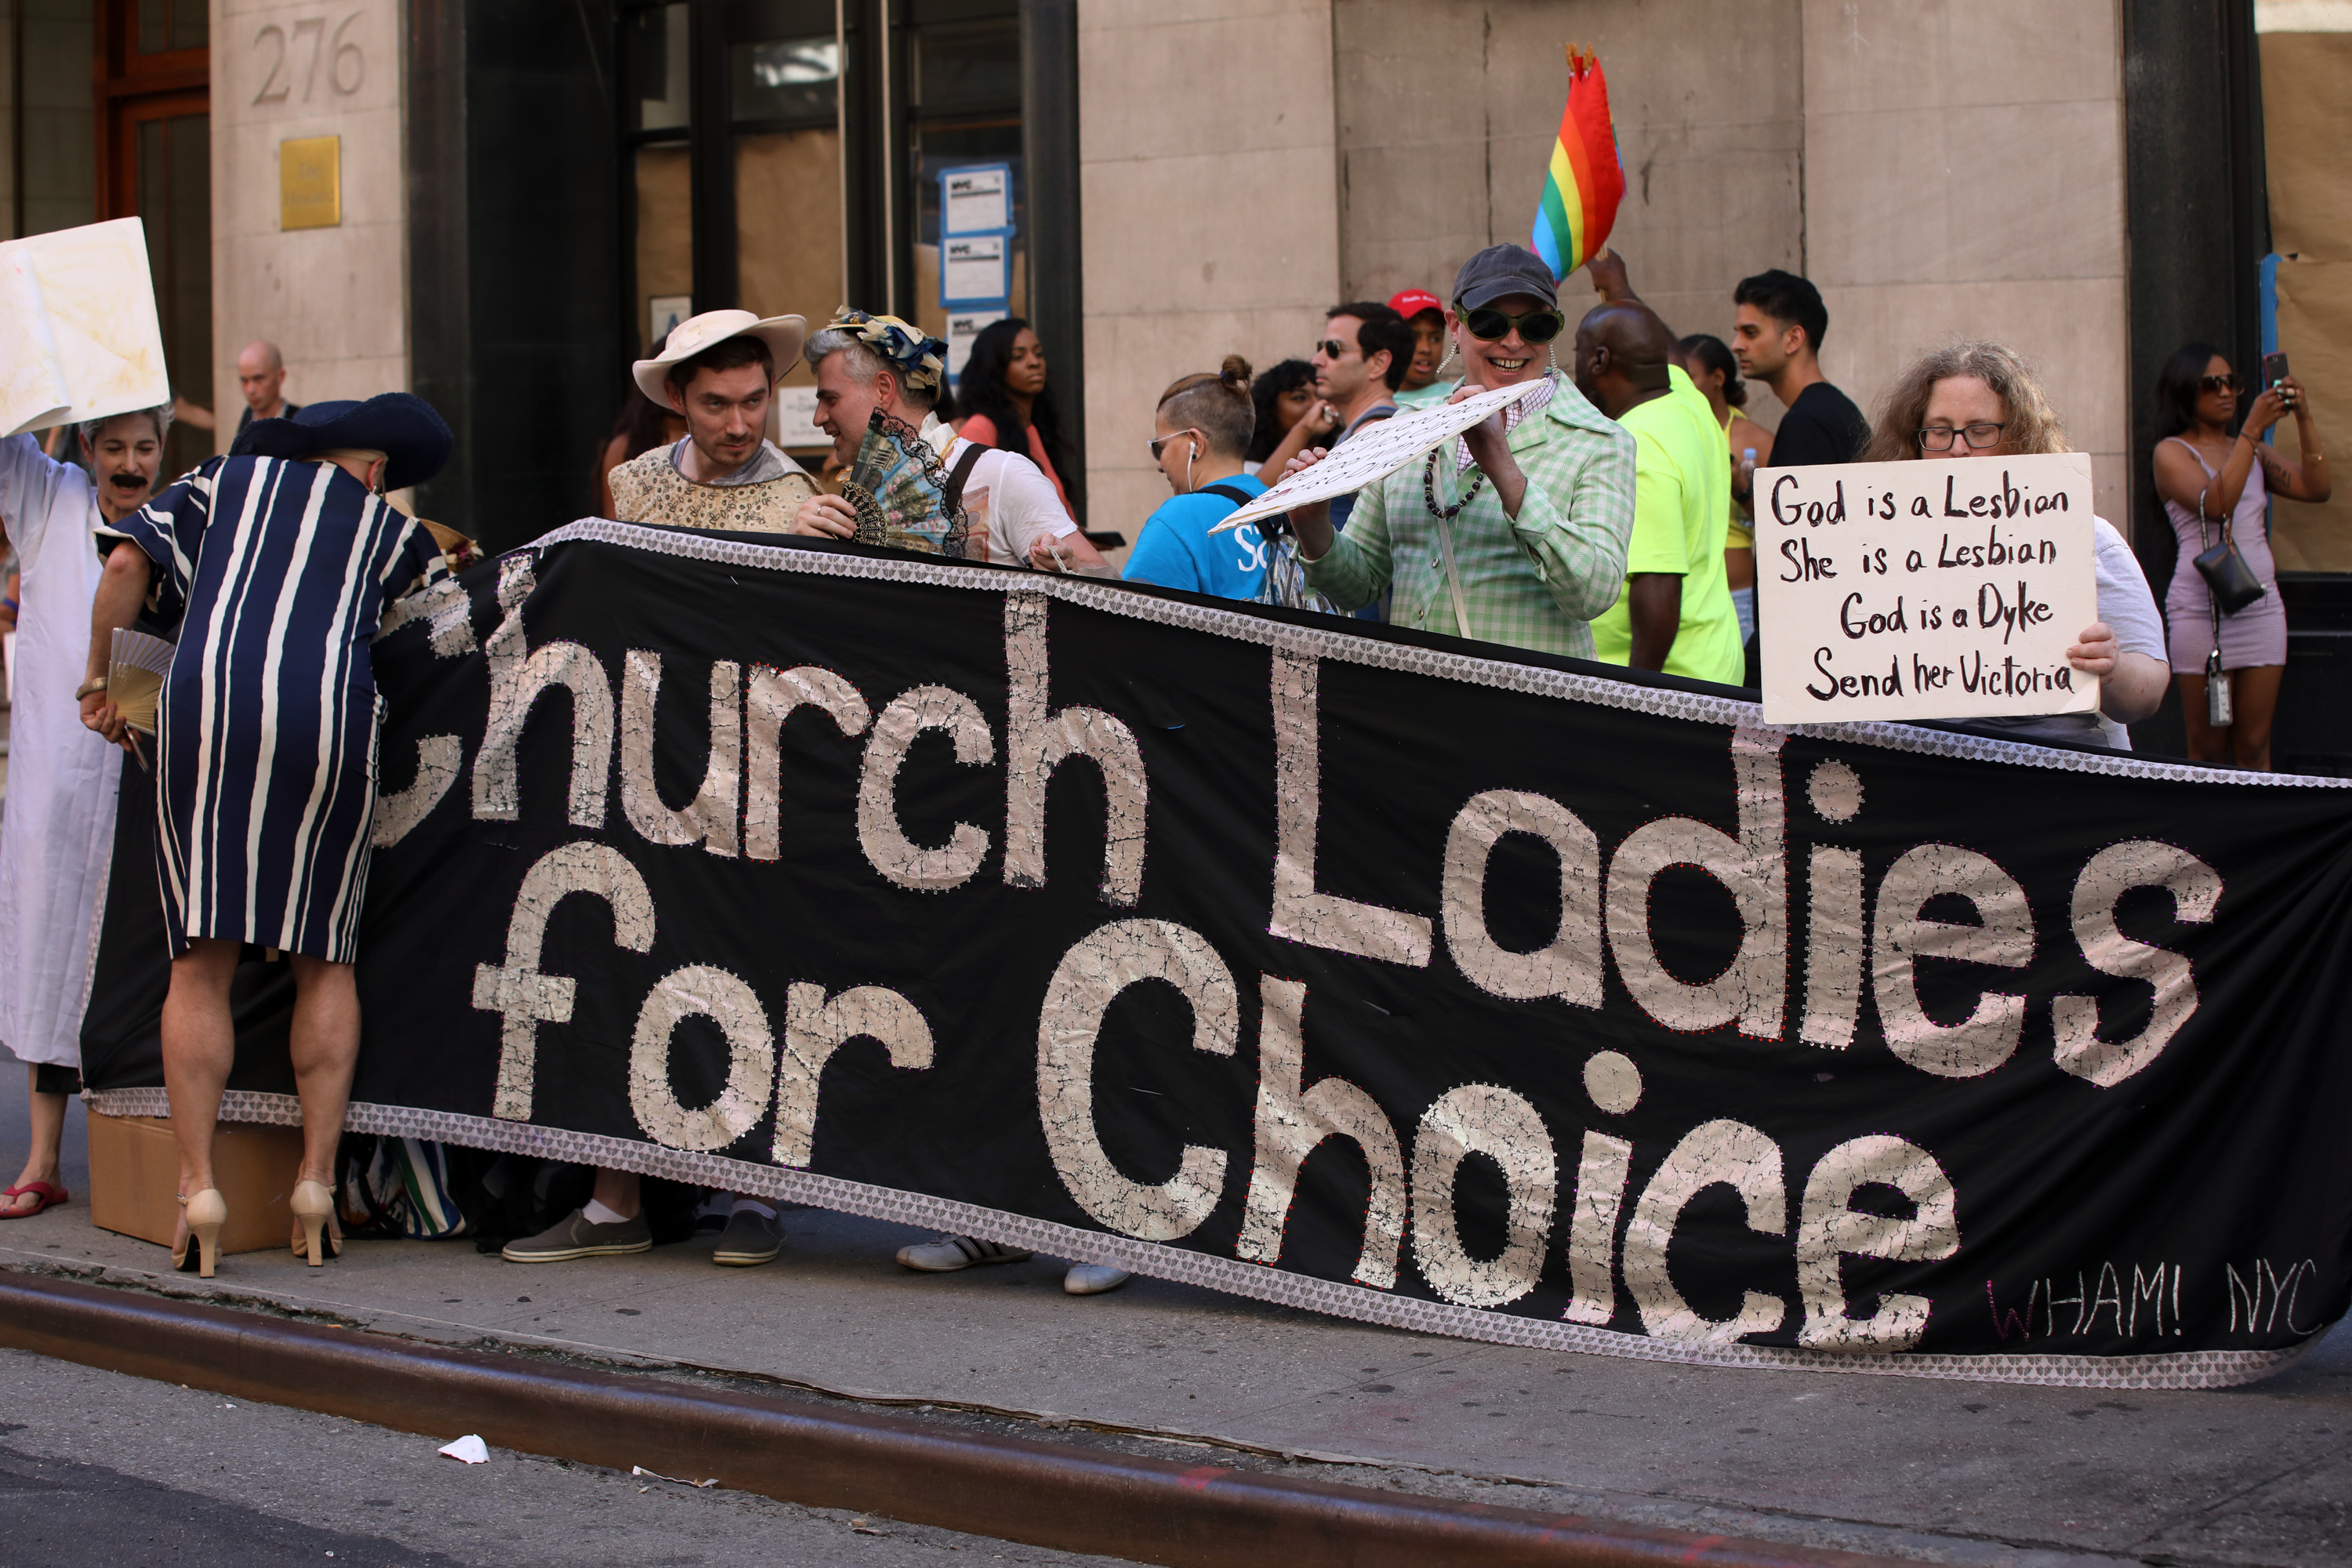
[1721,405,1756,553]
[1588,366,1743,684]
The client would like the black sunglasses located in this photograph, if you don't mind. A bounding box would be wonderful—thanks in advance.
[2199,373,2245,395]
[1149,428,1201,462]
[1313,339,1356,360]
[1457,304,1567,344]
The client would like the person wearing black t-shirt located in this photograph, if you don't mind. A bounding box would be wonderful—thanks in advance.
[1725,270,1867,683]
[1730,270,1869,467]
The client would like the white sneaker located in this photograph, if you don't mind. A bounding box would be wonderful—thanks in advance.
[895,1236,1033,1272]
[1064,1263,1131,1295]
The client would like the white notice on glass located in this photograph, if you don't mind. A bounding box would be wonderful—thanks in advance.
[764,383,820,448]
[1210,381,1541,534]
[1753,451,2099,726]
[942,234,1009,305]
[942,166,1009,236]
[946,309,1008,379]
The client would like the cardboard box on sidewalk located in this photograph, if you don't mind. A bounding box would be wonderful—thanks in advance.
[85,1108,305,1256]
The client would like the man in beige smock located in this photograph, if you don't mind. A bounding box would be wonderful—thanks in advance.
[606,310,817,531]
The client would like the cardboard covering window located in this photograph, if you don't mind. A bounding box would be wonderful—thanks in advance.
[2258,30,2352,570]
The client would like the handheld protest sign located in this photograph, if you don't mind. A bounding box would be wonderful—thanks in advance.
[1754,451,2098,728]
[1210,381,1537,535]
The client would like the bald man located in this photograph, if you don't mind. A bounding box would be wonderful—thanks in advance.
[234,341,299,435]
[1574,301,1743,683]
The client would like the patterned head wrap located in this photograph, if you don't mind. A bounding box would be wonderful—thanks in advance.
[826,309,949,395]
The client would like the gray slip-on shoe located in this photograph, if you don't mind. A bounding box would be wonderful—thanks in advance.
[711,1207,785,1267]
[501,1207,652,1262]
[1063,1263,1131,1295]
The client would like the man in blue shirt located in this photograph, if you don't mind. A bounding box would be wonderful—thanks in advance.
[1123,358,1269,601]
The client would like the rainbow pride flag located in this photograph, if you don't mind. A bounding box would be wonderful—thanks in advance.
[1530,47,1625,281]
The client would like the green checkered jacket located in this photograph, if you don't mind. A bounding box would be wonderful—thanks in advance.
[1301,375,1636,659]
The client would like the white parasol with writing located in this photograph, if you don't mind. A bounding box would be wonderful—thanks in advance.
[1209,380,1544,535]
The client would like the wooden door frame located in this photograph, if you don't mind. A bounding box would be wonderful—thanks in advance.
[104,88,211,222]
[95,0,209,220]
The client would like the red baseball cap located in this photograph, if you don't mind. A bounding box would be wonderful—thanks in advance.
[1388,288,1444,321]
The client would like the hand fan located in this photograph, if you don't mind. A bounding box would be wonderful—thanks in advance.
[839,410,977,560]
[106,627,176,736]
[419,519,481,572]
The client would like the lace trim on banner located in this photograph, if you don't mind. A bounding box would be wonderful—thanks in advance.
[520,519,2347,791]
[82,1087,2318,1392]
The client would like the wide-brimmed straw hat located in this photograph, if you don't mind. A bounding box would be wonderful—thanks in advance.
[230,393,455,492]
[633,310,808,402]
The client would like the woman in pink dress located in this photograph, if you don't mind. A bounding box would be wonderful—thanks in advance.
[2152,343,2331,769]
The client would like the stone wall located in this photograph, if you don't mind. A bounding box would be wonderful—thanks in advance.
[1076,0,2132,539]
[209,0,408,450]
[1077,0,1343,548]
[1800,0,2132,524]
[1333,0,1806,425]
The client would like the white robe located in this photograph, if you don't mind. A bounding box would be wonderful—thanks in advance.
[0,434,123,1068]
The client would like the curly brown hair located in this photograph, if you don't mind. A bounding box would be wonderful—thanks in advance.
[1861,340,2070,463]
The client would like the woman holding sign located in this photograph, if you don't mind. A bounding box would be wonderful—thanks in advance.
[1864,343,2169,746]
[2151,345,2332,771]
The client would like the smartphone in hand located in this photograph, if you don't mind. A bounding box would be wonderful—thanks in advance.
[2263,350,2290,388]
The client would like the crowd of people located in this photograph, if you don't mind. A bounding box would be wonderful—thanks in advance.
[0,241,2331,1298]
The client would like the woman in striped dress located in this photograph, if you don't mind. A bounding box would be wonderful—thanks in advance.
[80,394,455,1276]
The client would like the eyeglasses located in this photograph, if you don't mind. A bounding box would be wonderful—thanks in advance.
[1313,339,1356,361]
[2199,373,2245,395]
[1149,428,1201,462]
[1916,422,2008,452]
[1457,304,1567,344]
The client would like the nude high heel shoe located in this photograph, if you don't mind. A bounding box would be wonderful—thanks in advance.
[175,1189,227,1279]
[290,1178,338,1266]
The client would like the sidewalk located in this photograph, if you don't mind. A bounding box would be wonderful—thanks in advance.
[5,1088,2347,1567]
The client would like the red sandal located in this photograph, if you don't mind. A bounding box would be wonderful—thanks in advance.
[1,1181,68,1218]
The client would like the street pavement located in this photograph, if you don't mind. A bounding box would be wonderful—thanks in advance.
[5,1077,2349,1566]
[0,1348,1134,1566]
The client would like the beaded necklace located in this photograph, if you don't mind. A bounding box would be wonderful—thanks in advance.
[1423,449,1484,518]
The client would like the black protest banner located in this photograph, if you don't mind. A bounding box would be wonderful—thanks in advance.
[93,521,2352,1388]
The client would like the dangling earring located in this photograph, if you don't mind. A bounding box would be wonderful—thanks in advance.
[1546,344,1558,374]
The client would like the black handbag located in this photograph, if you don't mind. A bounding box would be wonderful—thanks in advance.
[2193,488,2267,615]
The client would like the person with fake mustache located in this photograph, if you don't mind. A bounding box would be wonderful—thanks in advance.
[0,405,167,1224]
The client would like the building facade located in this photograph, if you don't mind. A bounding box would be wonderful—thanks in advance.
[2,1,2343,746]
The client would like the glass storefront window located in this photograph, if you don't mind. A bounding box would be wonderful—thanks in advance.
[134,109,212,478]
[732,36,839,125]
[630,3,691,134]
[635,146,695,352]
[906,16,1022,345]
[912,20,1018,115]
[136,0,206,53]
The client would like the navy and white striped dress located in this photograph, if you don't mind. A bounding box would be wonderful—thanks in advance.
[101,456,449,963]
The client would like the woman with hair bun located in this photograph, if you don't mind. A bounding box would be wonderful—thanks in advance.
[1124,356,1270,601]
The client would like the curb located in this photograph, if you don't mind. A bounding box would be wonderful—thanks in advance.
[0,1272,1898,1568]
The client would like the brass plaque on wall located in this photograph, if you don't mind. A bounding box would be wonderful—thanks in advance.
[280,136,342,230]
